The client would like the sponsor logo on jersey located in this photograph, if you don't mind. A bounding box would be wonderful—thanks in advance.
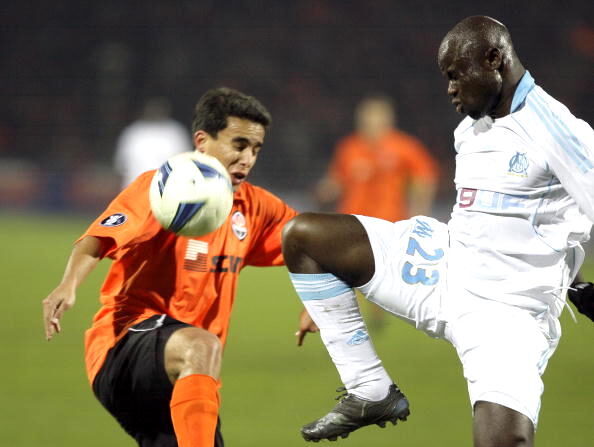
[458,187,529,210]
[231,211,247,240]
[100,213,127,227]
[184,240,209,272]
[183,240,244,273]
[508,152,529,177]
[346,329,369,346]
[210,255,243,273]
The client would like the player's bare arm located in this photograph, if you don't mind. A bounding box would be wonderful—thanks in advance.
[42,236,103,340]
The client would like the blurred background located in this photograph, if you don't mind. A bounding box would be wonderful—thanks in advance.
[2,0,593,215]
[2,1,593,446]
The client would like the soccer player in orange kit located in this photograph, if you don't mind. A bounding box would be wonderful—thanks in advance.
[317,95,438,222]
[42,87,303,447]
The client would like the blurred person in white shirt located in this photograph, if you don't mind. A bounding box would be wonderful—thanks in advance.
[114,97,192,188]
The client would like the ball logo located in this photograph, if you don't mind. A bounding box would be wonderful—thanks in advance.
[100,213,127,227]
[231,211,247,240]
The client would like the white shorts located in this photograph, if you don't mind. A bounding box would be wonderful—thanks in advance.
[355,214,560,427]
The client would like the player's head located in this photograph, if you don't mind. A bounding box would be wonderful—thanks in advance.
[437,16,523,120]
[192,87,272,190]
[141,97,172,120]
[355,95,396,141]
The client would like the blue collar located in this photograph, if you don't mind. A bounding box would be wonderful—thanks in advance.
[510,71,535,112]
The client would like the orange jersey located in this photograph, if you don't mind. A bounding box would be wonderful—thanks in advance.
[329,129,438,221]
[81,171,297,384]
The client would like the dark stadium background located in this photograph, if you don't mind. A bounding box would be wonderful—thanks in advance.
[1,1,592,446]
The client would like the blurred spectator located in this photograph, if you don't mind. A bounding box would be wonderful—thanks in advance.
[316,95,439,220]
[114,97,192,188]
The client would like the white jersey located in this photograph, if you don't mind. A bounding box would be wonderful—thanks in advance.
[114,118,192,188]
[448,71,594,315]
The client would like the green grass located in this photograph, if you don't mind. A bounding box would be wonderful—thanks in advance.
[1,213,592,446]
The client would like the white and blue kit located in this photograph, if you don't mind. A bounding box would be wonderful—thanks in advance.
[362,71,594,425]
[291,72,594,426]
[448,71,594,315]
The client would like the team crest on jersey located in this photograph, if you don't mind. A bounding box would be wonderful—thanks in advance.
[231,211,247,240]
[100,213,127,227]
[508,152,529,177]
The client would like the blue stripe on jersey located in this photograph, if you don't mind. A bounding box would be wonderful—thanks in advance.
[527,94,593,173]
[511,71,535,112]
[289,273,351,301]
[531,92,592,169]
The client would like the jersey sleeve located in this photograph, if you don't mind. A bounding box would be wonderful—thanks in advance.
[540,110,594,222]
[244,188,298,267]
[76,171,160,258]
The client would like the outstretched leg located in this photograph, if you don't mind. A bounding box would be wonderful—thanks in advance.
[283,213,409,441]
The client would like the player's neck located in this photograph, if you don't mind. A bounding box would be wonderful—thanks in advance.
[490,63,526,120]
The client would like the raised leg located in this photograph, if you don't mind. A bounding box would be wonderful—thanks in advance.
[283,213,409,442]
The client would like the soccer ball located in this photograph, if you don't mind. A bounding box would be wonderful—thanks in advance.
[149,151,233,236]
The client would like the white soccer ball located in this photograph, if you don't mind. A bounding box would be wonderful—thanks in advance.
[149,151,233,236]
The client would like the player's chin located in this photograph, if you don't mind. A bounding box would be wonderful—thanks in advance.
[466,109,485,120]
[231,178,245,191]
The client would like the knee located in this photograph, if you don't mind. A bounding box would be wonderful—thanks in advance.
[475,433,532,447]
[473,401,534,447]
[165,328,223,382]
[282,212,318,248]
[184,331,222,368]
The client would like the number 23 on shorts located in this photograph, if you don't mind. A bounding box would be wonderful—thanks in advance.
[401,237,444,286]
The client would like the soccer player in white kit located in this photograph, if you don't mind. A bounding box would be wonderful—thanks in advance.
[282,16,594,447]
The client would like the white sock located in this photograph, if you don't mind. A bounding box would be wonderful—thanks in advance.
[289,272,392,401]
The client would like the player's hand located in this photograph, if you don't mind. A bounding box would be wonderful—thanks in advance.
[295,308,319,346]
[568,282,594,322]
[42,283,76,341]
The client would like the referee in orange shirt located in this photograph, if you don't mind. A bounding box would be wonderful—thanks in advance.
[42,88,310,447]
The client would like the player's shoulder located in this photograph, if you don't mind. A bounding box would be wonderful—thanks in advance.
[234,182,295,228]
[128,170,155,191]
[112,170,155,206]
[336,133,365,151]
[389,129,429,150]
[520,85,590,141]
[236,182,286,207]
[453,116,475,138]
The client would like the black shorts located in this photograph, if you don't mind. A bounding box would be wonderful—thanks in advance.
[92,314,224,447]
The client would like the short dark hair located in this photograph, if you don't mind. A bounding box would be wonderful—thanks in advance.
[191,87,271,136]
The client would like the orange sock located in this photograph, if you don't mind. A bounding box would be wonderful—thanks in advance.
[170,374,220,447]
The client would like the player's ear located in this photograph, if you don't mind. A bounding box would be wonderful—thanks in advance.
[485,47,503,70]
[193,131,208,153]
